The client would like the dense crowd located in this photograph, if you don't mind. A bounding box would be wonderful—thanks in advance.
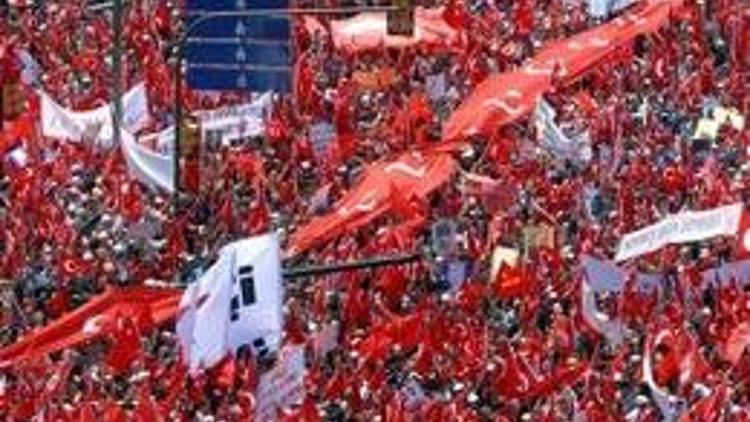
[0,0,750,420]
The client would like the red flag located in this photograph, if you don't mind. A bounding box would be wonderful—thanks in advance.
[492,265,534,298]
[135,385,163,422]
[105,313,143,375]
[677,385,728,422]
[722,322,750,365]
[288,152,456,256]
[0,287,180,368]
[736,208,750,258]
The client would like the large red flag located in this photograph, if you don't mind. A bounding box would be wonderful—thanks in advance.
[442,0,686,141]
[0,286,180,367]
[305,7,463,53]
[287,152,456,256]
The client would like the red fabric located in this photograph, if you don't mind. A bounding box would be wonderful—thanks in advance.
[722,322,750,365]
[442,0,685,141]
[493,265,535,298]
[736,209,750,258]
[0,287,180,367]
[135,385,163,422]
[312,7,463,52]
[105,314,143,375]
[288,152,456,256]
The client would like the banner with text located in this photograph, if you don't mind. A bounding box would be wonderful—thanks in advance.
[614,203,743,262]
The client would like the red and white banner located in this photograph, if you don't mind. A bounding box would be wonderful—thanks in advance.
[443,0,684,141]
[305,7,462,52]
[0,287,180,368]
[614,203,743,262]
[193,93,272,145]
[287,152,456,256]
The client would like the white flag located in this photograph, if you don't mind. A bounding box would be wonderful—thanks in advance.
[255,345,306,420]
[120,130,174,192]
[176,234,284,373]
[534,99,592,164]
[225,234,285,357]
[178,250,234,372]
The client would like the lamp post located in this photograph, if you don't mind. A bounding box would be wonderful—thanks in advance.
[110,0,124,151]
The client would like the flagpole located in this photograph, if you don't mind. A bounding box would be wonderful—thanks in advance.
[282,252,421,279]
[110,0,124,150]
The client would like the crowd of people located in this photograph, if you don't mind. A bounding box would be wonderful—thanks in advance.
[0,0,750,419]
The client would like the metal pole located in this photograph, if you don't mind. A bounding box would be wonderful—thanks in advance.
[111,0,124,151]
[173,42,183,203]
[185,5,397,19]
[282,252,421,279]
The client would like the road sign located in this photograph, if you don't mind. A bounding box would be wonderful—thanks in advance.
[185,0,292,92]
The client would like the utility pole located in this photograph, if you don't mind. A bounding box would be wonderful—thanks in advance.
[110,0,124,150]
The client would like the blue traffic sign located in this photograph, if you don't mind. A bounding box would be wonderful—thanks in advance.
[186,0,287,12]
[186,41,290,67]
[186,66,291,92]
[185,0,292,92]
[187,15,291,40]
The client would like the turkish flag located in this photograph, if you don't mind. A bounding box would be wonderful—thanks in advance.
[493,265,534,298]
[736,209,750,258]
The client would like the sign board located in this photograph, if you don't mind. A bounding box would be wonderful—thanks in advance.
[185,0,292,92]
[310,321,340,360]
[432,219,457,258]
[387,0,415,36]
[522,223,555,256]
[309,121,336,159]
[255,345,306,420]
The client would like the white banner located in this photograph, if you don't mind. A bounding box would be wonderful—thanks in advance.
[176,234,284,373]
[534,99,592,164]
[225,234,284,356]
[614,203,743,262]
[40,83,150,147]
[588,0,632,18]
[582,255,750,293]
[581,279,624,347]
[193,93,272,145]
[176,248,234,373]
[18,50,41,85]
[255,345,306,421]
[120,130,174,192]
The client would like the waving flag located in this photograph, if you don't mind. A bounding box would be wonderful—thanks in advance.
[288,152,456,256]
[443,0,684,141]
[0,287,180,368]
[306,7,462,52]
[177,234,284,373]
